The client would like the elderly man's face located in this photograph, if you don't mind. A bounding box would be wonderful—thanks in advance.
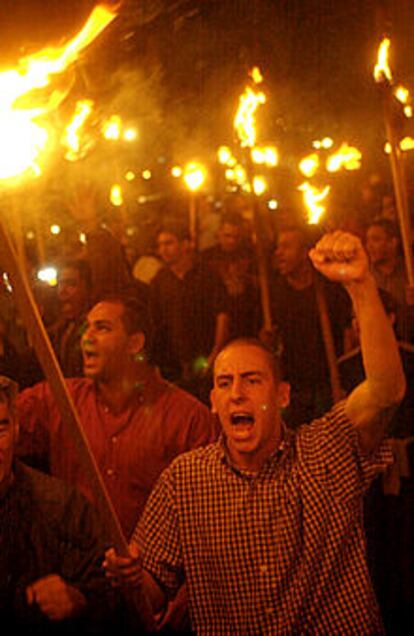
[0,400,18,497]
[211,343,290,471]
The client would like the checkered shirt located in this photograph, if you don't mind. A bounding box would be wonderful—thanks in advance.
[133,402,393,634]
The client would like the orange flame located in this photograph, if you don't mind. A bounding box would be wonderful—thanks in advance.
[234,69,266,148]
[62,99,94,161]
[298,182,330,224]
[374,37,392,83]
[0,5,116,181]
[299,153,319,178]
[326,143,362,172]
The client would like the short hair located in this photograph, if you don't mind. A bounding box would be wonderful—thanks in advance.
[58,258,92,291]
[219,212,244,229]
[366,218,400,241]
[215,337,285,383]
[156,222,190,242]
[0,375,18,418]
[94,295,151,337]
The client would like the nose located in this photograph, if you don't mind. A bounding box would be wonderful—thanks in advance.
[230,377,245,402]
[81,323,95,345]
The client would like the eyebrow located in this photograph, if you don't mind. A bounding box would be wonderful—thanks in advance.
[216,370,264,381]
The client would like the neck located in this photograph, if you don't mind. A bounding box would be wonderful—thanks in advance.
[286,261,313,290]
[374,256,397,276]
[170,253,194,279]
[96,364,159,413]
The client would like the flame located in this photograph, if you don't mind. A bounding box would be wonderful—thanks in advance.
[183,162,206,191]
[110,184,123,206]
[404,105,413,118]
[299,153,319,178]
[298,182,330,224]
[234,82,266,148]
[253,176,267,196]
[251,146,278,167]
[326,142,362,172]
[374,37,392,83]
[123,127,137,142]
[125,171,135,181]
[218,146,234,165]
[250,66,263,84]
[0,5,116,181]
[395,85,409,104]
[384,136,414,154]
[171,166,182,178]
[62,99,94,161]
[102,115,122,140]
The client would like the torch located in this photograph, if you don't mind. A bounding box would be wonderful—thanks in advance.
[234,68,274,331]
[183,161,206,250]
[374,37,414,285]
[0,6,154,629]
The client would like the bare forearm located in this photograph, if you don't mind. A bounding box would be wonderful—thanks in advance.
[346,275,405,407]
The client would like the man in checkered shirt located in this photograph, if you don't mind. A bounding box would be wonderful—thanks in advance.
[105,232,406,634]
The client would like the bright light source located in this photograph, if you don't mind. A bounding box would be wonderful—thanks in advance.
[268,199,278,210]
[253,176,267,196]
[125,170,135,181]
[110,184,123,206]
[37,266,58,286]
[26,230,35,240]
[171,166,182,178]
[183,162,206,191]
[123,128,137,142]
[142,169,152,180]
[50,224,61,235]
[79,232,87,244]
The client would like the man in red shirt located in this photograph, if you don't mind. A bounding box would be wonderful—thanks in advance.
[17,296,217,540]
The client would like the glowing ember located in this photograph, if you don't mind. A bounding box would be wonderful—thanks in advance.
[0,4,116,181]
[326,143,362,172]
[298,182,330,225]
[234,72,266,148]
[299,153,319,178]
[404,105,413,118]
[251,146,278,167]
[183,162,206,191]
[110,184,123,206]
[125,170,135,181]
[253,176,267,196]
[102,115,122,141]
[62,99,94,161]
[395,85,409,104]
[374,37,392,83]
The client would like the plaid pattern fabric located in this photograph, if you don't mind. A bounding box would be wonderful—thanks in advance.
[134,403,393,634]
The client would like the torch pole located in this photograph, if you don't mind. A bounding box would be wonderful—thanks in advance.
[0,217,155,631]
[315,277,344,404]
[382,86,414,285]
[189,193,198,250]
[245,157,273,331]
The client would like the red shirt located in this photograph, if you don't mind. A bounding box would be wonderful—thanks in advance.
[17,375,217,539]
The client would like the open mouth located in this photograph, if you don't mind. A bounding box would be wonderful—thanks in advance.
[230,413,255,439]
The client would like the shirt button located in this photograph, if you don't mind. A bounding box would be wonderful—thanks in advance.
[106,468,115,476]
[259,565,268,575]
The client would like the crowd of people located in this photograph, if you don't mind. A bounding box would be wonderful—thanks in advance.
[0,185,413,633]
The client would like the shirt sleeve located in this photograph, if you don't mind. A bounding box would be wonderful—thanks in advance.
[297,401,394,501]
[16,382,56,460]
[132,466,184,599]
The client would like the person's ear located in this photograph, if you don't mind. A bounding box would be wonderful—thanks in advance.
[277,382,291,409]
[128,332,145,356]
